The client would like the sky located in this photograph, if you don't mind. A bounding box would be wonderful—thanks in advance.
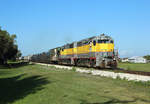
[0,0,150,58]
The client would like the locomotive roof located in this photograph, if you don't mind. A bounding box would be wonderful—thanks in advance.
[78,34,113,42]
[51,34,113,50]
[96,34,113,40]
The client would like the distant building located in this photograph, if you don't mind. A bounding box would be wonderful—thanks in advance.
[121,58,129,62]
[128,56,147,63]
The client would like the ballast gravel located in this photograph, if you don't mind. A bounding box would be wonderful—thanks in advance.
[35,63,150,82]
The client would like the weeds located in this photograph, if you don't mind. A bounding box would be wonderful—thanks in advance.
[72,67,76,72]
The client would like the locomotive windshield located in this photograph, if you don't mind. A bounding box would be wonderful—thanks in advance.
[98,40,109,43]
[98,40,113,43]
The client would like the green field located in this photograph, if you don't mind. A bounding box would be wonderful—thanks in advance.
[118,62,150,72]
[0,64,150,104]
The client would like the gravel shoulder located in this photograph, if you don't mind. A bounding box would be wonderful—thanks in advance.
[35,63,150,82]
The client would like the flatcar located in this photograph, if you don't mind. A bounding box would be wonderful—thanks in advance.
[49,34,118,68]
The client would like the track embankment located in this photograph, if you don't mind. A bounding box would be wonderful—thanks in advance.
[34,63,150,82]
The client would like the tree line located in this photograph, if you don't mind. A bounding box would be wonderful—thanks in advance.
[144,55,150,60]
[0,27,21,65]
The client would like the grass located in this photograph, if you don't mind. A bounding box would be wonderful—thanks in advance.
[7,60,23,64]
[0,64,150,104]
[118,62,150,72]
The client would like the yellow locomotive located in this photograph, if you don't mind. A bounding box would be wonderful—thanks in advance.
[50,34,118,68]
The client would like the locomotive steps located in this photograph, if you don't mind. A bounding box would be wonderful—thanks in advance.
[34,62,150,82]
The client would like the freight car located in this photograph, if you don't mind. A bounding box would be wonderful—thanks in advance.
[49,34,118,68]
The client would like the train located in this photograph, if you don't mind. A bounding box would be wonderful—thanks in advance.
[31,34,118,68]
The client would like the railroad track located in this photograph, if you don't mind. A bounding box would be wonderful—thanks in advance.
[114,69,150,76]
[34,62,150,82]
[33,62,150,77]
[69,65,150,77]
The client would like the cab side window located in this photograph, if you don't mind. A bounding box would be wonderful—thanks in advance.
[110,40,114,43]
[93,40,96,46]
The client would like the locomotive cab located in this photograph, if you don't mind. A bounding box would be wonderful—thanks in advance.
[93,34,118,68]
